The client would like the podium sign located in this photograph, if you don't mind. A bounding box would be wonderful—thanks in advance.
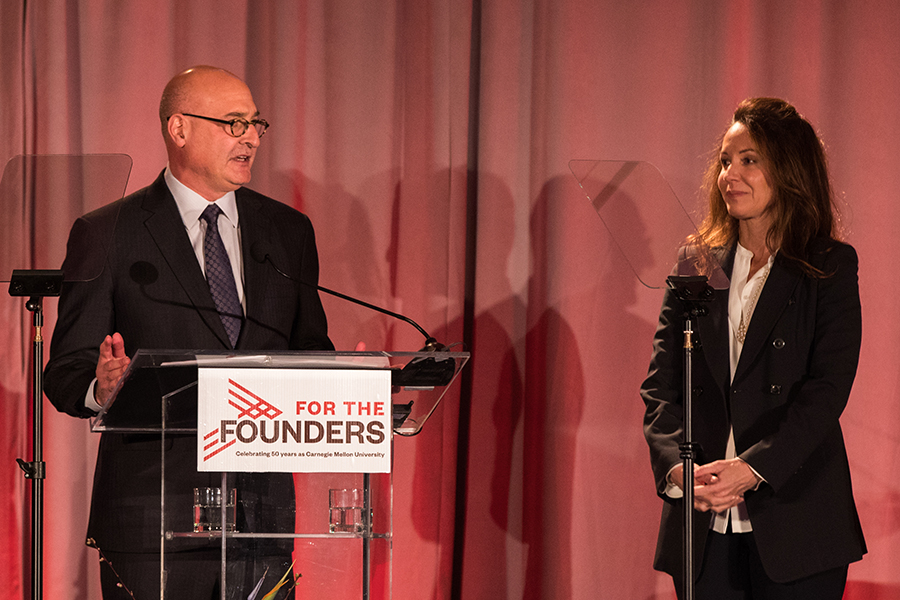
[197,368,392,473]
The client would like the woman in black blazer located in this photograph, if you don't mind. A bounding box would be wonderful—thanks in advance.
[642,98,866,599]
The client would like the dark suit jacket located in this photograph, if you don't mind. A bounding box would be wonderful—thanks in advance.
[641,239,866,583]
[44,171,334,553]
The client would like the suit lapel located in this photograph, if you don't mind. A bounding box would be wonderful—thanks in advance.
[235,189,270,348]
[140,173,232,348]
[733,256,801,383]
[696,281,731,398]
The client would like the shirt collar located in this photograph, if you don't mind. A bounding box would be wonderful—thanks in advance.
[732,242,776,290]
[164,166,239,231]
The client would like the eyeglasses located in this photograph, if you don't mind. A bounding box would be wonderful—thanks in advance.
[179,113,270,138]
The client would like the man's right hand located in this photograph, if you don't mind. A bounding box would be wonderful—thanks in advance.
[95,333,130,406]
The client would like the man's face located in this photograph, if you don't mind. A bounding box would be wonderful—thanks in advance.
[174,72,261,201]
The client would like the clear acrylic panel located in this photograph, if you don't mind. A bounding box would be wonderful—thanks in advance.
[1,154,132,284]
[569,159,728,290]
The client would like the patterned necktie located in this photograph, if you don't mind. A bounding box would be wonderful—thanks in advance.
[199,204,242,347]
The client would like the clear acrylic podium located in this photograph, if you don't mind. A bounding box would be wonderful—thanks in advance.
[91,350,469,599]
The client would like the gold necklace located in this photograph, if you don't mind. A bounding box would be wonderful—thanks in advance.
[736,262,772,344]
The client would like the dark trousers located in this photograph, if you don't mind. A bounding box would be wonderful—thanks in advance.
[675,530,848,600]
[99,548,296,600]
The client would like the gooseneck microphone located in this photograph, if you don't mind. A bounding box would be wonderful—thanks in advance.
[250,241,446,352]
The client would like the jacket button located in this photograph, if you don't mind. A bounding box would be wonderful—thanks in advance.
[773,338,785,349]
[769,385,782,395]
[692,386,703,397]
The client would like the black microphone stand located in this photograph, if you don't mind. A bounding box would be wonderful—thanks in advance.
[665,274,715,600]
[9,269,65,600]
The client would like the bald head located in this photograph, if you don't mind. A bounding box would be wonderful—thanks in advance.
[159,66,246,137]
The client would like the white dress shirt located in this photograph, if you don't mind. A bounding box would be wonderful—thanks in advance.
[711,242,774,533]
[164,167,244,304]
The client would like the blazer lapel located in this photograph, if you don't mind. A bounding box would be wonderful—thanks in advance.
[235,189,271,348]
[140,173,232,348]
[691,245,733,396]
[733,256,801,383]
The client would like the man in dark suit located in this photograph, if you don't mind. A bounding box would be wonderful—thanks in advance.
[45,66,332,599]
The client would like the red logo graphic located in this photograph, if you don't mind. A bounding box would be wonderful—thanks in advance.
[227,379,284,420]
[202,379,283,462]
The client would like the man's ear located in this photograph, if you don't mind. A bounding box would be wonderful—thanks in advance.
[166,115,188,148]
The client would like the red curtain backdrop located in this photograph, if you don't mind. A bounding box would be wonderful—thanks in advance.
[2,1,899,598]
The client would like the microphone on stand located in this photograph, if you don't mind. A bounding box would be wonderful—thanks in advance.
[249,241,456,388]
[250,241,444,351]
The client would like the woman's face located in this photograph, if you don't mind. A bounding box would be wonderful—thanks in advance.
[717,122,774,227]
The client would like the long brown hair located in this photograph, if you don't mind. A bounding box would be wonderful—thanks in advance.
[695,98,841,275]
